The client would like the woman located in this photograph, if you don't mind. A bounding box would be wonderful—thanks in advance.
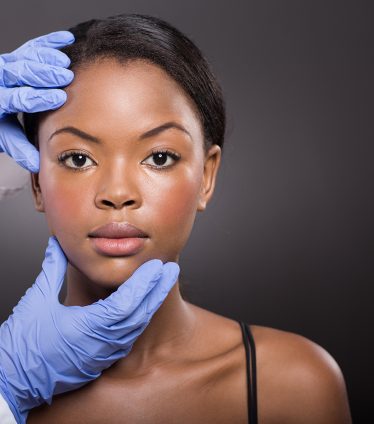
[24,13,351,423]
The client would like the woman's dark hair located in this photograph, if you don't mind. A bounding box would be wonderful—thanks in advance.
[23,13,226,153]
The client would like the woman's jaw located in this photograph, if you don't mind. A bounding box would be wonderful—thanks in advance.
[62,242,182,306]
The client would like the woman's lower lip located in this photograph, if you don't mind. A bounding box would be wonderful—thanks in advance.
[89,237,147,256]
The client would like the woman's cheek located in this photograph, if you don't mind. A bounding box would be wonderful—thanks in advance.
[155,169,201,251]
[165,182,197,222]
[40,175,85,237]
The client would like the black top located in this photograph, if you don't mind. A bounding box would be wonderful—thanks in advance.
[238,320,258,424]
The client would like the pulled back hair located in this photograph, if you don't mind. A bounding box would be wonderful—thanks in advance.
[23,13,226,153]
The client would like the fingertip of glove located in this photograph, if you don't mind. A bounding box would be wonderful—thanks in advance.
[29,165,40,174]
[47,235,58,248]
[48,235,64,251]
[163,262,180,280]
[19,155,39,173]
[26,150,40,173]
[131,259,163,281]
[48,89,68,108]
[29,164,40,173]
[143,258,163,273]
[48,30,75,44]
[58,89,68,102]
[46,235,67,261]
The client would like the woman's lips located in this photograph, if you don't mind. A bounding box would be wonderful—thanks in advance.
[89,236,147,257]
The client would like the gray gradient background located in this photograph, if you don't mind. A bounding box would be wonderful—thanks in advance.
[1,1,373,422]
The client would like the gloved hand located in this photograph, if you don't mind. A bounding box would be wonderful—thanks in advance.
[0,30,75,173]
[0,236,179,424]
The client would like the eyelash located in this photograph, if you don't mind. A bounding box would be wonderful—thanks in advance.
[57,149,181,172]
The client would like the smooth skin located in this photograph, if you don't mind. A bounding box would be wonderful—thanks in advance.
[27,58,352,423]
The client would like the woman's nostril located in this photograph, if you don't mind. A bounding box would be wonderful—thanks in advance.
[100,199,135,208]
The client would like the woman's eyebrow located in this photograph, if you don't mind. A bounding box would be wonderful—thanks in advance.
[48,121,192,144]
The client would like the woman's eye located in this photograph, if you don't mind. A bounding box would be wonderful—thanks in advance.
[58,152,95,171]
[142,150,181,169]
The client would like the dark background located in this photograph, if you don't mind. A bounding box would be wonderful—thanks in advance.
[1,1,373,422]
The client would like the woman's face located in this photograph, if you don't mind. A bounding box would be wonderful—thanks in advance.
[31,58,221,289]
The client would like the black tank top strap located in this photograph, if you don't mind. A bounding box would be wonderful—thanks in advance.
[238,320,258,424]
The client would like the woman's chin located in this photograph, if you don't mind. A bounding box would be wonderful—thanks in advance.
[85,271,140,289]
[66,249,178,296]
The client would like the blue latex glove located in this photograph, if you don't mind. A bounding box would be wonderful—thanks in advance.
[0,30,75,173]
[0,236,180,424]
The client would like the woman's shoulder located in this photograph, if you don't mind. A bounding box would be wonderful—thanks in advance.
[249,323,346,387]
[247,324,352,423]
[193,306,351,423]
[250,322,340,369]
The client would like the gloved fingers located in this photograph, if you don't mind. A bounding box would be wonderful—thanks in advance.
[1,60,74,88]
[9,237,67,315]
[29,30,75,49]
[104,346,132,364]
[87,264,178,359]
[67,347,129,377]
[94,322,146,357]
[34,236,68,300]
[84,259,164,326]
[0,85,67,116]
[95,333,139,363]
[74,342,133,372]
[72,323,140,364]
[97,262,180,340]
[116,325,145,345]
[1,46,71,68]
[122,262,180,327]
[0,31,75,63]
[0,114,39,172]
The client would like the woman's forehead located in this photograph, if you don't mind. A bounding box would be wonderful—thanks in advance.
[39,59,204,144]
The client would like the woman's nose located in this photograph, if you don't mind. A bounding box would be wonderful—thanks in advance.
[94,162,141,210]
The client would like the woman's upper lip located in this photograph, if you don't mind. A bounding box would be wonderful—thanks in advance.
[88,222,149,239]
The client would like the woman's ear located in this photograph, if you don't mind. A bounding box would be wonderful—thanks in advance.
[197,144,221,212]
[30,172,45,212]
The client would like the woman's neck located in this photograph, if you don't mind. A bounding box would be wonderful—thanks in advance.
[64,262,198,374]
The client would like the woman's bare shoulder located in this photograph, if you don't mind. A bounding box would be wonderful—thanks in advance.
[249,324,352,424]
